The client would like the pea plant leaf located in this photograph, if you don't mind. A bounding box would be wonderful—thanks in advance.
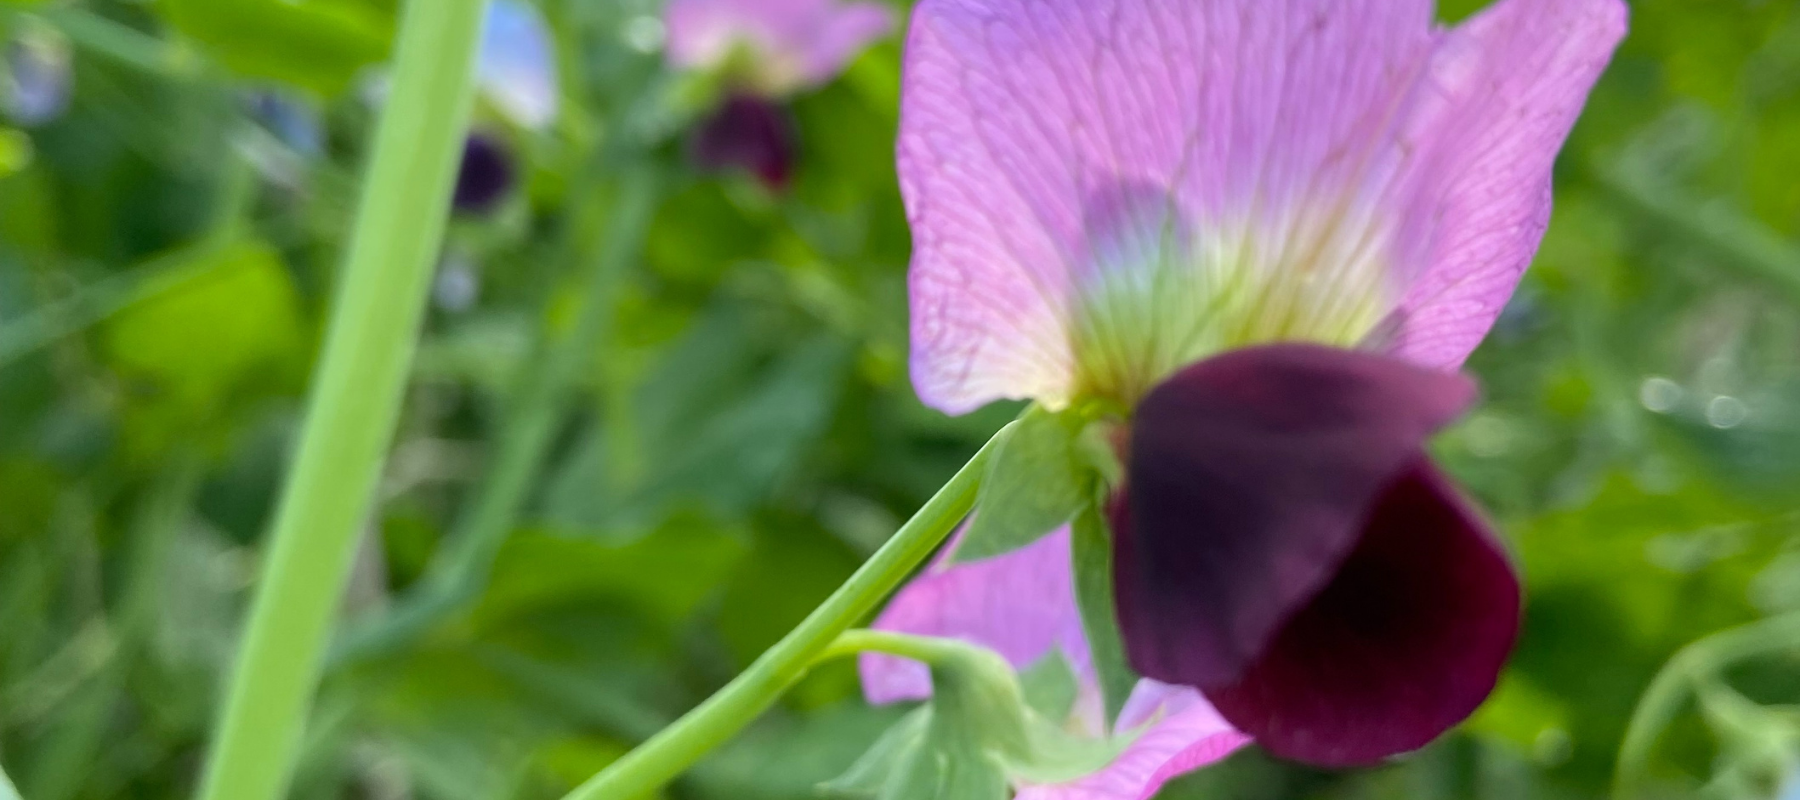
[158,0,393,96]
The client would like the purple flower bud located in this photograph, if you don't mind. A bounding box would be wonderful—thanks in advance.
[453,133,515,214]
[689,93,797,190]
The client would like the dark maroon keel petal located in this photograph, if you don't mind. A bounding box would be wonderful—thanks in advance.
[1116,344,1476,687]
[453,134,515,214]
[690,94,797,190]
[1203,462,1520,766]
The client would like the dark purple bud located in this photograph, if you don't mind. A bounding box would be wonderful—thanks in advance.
[689,93,797,190]
[453,133,515,214]
[1112,343,1518,766]
[1200,462,1518,765]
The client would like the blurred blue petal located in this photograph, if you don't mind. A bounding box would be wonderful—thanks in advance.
[3,27,71,126]
[246,92,324,156]
[477,0,557,130]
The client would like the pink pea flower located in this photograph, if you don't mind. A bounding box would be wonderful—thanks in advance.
[663,0,896,187]
[869,0,1627,782]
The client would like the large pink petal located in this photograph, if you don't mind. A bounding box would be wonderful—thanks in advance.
[1019,683,1250,800]
[1387,0,1627,369]
[859,526,1090,704]
[901,0,1441,413]
[901,0,1625,413]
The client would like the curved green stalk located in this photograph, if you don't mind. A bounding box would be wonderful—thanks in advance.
[1613,611,1800,799]
[192,0,489,798]
[560,423,1014,800]
[37,6,202,78]
[816,629,985,667]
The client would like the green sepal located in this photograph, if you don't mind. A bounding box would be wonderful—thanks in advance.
[1075,418,1125,489]
[952,405,1089,564]
[819,709,931,798]
[1004,713,1136,786]
[827,639,1135,800]
[1071,499,1140,726]
[1017,651,1079,722]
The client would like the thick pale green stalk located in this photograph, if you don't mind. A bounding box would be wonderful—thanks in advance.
[193,1,488,799]
[561,423,1015,800]
[329,167,661,666]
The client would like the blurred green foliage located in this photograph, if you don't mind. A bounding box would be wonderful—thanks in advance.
[0,0,1798,799]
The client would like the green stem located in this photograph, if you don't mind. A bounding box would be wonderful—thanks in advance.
[561,423,1014,800]
[192,0,489,798]
[329,166,661,667]
[814,629,981,667]
[35,6,203,78]
[1613,611,1800,799]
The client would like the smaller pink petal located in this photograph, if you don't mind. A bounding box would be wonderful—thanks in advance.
[663,0,742,72]
[664,0,893,93]
[796,2,895,86]
[1019,682,1249,800]
[860,526,1090,704]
